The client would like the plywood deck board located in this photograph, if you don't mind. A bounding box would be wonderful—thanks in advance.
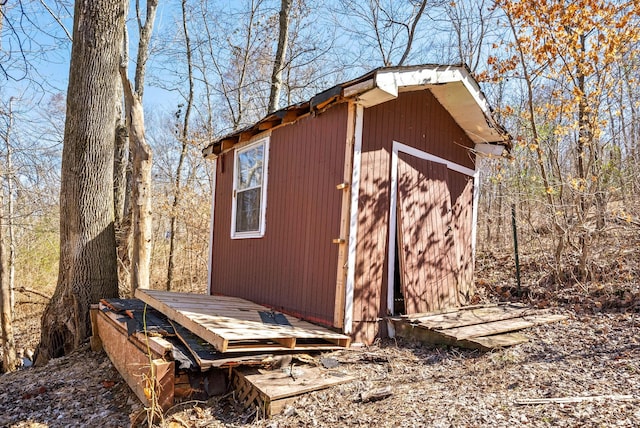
[135,289,350,353]
[392,305,566,350]
[410,305,534,330]
[440,314,567,340]
[460,332,529,350]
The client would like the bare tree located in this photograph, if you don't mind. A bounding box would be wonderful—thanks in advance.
[0,97,17,314]
[268,0,293,113]
[335,0,433,67]
[445,0,496,72]
[167,0,194,291]
[119,0,158,294]
[0,98,17,373]
[37,0,125,364]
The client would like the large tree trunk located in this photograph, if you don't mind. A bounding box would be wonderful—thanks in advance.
[36,0,125,365]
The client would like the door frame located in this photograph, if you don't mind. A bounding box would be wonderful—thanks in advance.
[386,141,478,315]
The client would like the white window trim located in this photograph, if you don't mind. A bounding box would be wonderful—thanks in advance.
[231,137,270,239]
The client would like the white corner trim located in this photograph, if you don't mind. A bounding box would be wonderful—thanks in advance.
[386,144,400,315]
[206,160,217,295]
[343,104,364,335]
[386,140,477,315]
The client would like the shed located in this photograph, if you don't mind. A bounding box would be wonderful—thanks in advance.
[202,64,510,344]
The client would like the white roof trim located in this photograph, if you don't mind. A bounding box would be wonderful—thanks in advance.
[345,65,508,145]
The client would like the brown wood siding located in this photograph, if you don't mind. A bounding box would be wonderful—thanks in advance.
[353,90,476,342]
[210,104,348,326]
[449,171,474,303]
[397,154,457,314]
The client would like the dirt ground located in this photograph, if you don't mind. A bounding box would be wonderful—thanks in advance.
[1,305,638,427]
[1,245,640,427]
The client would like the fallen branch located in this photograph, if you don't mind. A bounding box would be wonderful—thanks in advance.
[359,386,393,403]
[16,286,51,300]
[612,215,640,228]
[515,395,637,405]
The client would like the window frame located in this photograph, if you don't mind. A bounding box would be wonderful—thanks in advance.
[230,137,270,239]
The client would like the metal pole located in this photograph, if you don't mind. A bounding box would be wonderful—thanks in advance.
[511,204,522,296]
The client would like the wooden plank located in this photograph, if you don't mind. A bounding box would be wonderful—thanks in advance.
[98,304,174,357]
[137,290,230,353]
[460,332,529,350]
[257,120,278,131]
[233,366,354,416]
[413,305,534,330]
[133,333,174,357]
[515,395,637,405]
[441,314,567,340]
[136,289,350,353]
[151,298,346,339]
[96,310,175,411]
[239,366,354,400]
[90,305,103,352]
[151,359,175,412]
[391,319,459,347]
[333,101,356,329]
[402,303,508,319]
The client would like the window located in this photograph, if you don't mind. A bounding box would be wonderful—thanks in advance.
[231,138,269,238]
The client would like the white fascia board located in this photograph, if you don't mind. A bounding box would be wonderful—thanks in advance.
[343,78,375,98]
[358,66,507,144]
[375,66,464,89]
[475,143,506,157]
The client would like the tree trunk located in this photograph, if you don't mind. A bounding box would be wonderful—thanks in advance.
[268,0,292,114]
[118,0,158,295]
[120,67,152,293]
[1,186,18,373]
[36,0,124,365]
[167,0,194,291]
[2,97,16,314]
[115,25,132,293]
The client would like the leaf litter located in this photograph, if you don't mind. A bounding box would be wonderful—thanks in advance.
[2,250,640,428]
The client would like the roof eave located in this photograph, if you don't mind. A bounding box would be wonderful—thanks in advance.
[341,65,511,147]
[202,64,511,158]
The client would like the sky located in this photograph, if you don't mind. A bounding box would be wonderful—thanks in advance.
[1,0,180,111]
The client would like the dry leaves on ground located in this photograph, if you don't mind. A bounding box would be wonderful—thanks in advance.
[2,310,638,427]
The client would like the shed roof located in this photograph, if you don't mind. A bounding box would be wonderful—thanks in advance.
[203,64,511,158]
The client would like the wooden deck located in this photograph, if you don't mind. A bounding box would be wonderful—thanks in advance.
[390,304,567,350]
[135,289,351,353]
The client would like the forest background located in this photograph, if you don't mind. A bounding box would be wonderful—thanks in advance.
[0,0,639,368]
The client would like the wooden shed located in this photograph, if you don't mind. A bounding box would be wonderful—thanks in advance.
[202,64,510,344]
